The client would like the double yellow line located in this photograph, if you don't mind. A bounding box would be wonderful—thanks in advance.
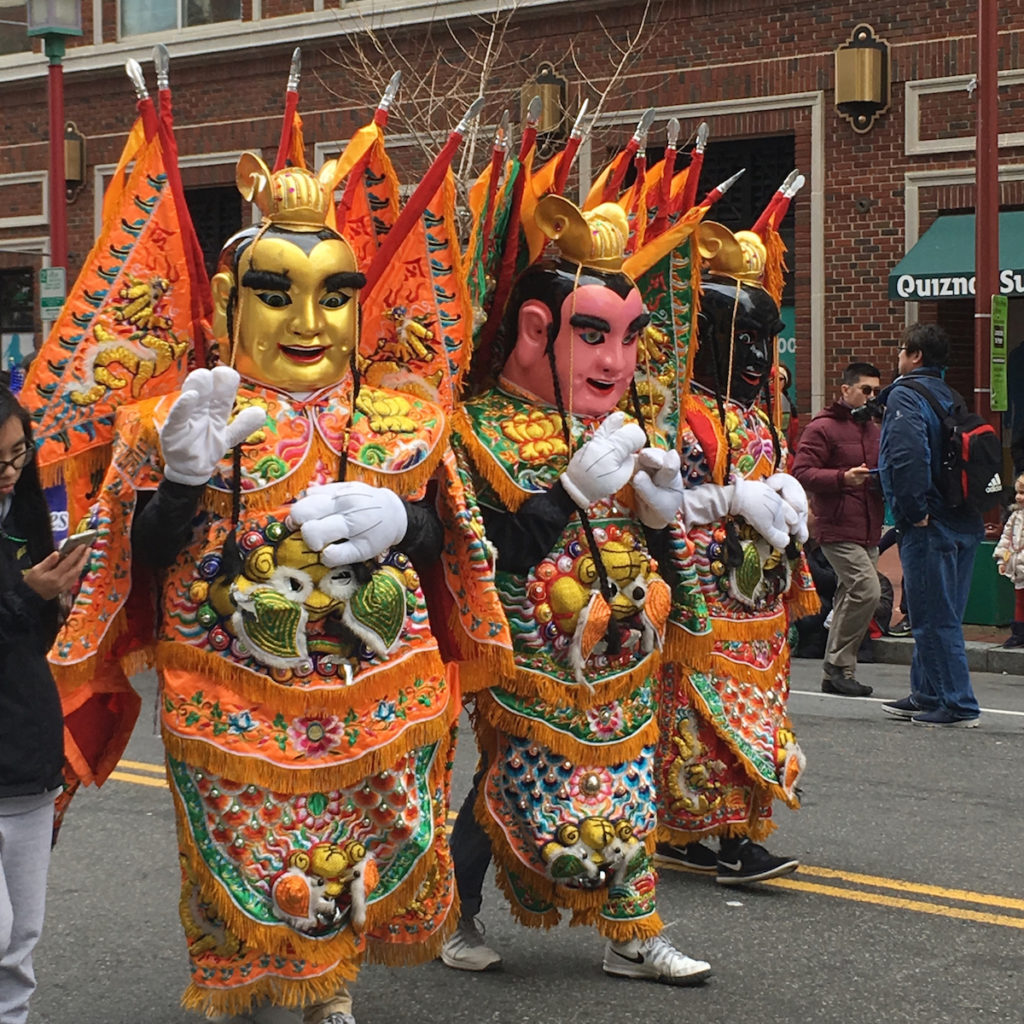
[109,762,1024,929]
[659,859,1024,930]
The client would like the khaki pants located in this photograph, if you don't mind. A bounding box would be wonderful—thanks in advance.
[821,542,880,672]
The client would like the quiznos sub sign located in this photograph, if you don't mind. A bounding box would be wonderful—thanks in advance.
[891,269,1024,300]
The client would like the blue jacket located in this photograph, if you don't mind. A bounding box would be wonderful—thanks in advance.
[878,367,983,534]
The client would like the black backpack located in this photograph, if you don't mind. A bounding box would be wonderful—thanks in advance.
[895,378,1002,513]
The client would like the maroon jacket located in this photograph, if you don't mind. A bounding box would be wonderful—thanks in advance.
[790,401,884,546]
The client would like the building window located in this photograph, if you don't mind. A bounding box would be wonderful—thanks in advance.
[121,0,240,38]
[184,184,243,279]
[0,268,36,371]
[0,0,31,55]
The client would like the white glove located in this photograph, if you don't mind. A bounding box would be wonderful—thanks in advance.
[729,477,792,550]
[766,472,809,544]
[632,448,685,529]
[560,411,645,509]
[159,367,266,486]
[289,482,408,567]
[678,483,733,531]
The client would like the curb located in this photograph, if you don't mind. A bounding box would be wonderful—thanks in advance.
[871,636,1024,674]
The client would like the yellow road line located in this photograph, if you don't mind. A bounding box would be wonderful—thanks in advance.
[108,769,167,789]
[763,877,1024,930]
[797,864,1024,913]
[117,759,166,776]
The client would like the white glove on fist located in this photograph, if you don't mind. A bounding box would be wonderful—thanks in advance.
[678,483,733,531]
[729,477,796,551]
[632,447,685,529]
[160,367,266,486]
[560,411,645,509]
[765,473,809,544]
[289,481,408,567]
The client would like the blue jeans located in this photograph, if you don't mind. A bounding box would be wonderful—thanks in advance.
[899,517,982,718]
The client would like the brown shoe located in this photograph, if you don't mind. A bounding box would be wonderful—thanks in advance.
[821,664,873,697]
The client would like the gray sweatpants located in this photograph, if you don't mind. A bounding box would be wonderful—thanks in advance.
[0,792,56,1024]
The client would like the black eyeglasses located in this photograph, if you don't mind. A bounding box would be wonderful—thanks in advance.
[857,385,881,396]
[0,447,34,474]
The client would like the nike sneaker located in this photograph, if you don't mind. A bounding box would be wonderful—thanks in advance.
[715,838,798,885]
[653,841,718,873]
[602,934,711,985]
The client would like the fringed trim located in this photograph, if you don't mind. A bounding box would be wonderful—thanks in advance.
[445,603,516,693]
[156,641,446,720]
[361,897,459,967]
[51,609,133,690]
[664,622,715,671]
[491,865,562,931]
[181,960,357,1020]
[655,815,777,847]
[709,653,781,690]
[570,906,663,944]
[476,689,659,768]
[162,714,450,795]
[679,677,795,808]
[38,443,113,491]
[199,424,447,519]
[493,653,660,713]
[451,409,534,513]
[784,582,821,620]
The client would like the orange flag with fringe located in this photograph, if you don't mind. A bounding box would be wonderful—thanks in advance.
[24,130,201,507]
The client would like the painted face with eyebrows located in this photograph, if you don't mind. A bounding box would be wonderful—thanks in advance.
[551,284,648,417]
[225,235,361,393]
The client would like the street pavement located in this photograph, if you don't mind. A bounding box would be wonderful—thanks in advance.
[29,659,1024,1024]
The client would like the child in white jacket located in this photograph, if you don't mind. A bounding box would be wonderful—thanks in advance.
[994,472,1024,648]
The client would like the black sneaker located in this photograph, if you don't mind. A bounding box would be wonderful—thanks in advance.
[881,696,920,720]
[715,839,799,886]
[654,841,718,873]
[889,617,912,636]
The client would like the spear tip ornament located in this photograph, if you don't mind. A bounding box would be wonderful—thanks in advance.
[455,96,486,135]
[666,117,681,148]
[153,43,169,91]
[695,121,710,152]
[125,59,149,100]
[526,94,543,126]
[569,98,589,140]
[633,108,655,144]
[287,47,302,92]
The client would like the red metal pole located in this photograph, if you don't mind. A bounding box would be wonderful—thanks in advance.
[46,45,68,270]
[975,0,999,423]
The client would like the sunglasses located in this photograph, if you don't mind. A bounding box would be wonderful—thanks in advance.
[857,385,881,397]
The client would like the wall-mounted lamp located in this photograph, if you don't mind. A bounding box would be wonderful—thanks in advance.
[523,62,566,156]
[835,23,890,133]
[64,120,85,201]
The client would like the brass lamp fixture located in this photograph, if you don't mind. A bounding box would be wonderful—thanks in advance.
[64,120,86,201]
[835,23,890,133]
[523,62,567,156]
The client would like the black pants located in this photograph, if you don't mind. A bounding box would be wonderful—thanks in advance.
[450,753,492,920]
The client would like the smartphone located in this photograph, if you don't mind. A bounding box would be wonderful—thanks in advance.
[868,468,880,475]
[59,529,99,559]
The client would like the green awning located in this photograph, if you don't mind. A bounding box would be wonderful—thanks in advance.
[888,211,1024,300]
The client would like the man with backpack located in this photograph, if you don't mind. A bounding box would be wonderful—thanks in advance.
[877,322,990,727]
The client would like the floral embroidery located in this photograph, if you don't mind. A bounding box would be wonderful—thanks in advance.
[287,715,345,757]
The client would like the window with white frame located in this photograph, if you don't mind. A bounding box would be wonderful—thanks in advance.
[121,0,240,38]
[0,0,31,55]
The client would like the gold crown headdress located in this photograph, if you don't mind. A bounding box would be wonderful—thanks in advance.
[235,151,340,230]
[696,222,768,284]
[533,195,630,273]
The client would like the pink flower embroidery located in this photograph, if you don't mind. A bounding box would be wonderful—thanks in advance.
[585,703,624,739]
[288,715,344,757]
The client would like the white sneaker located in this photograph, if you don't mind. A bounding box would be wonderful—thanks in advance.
[602,934,711,986]
[439,917,502,971]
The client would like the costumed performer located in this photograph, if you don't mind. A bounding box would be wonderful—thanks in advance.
[652,223,813,884]
[439,195,711,985]
[50,155,458,1024]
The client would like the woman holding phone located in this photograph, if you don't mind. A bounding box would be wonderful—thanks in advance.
[0,384,89,1024]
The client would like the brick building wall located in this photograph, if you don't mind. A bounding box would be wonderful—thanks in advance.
[2,0,1023,412]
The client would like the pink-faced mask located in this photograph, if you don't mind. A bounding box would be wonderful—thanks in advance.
[504,283,647,418]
